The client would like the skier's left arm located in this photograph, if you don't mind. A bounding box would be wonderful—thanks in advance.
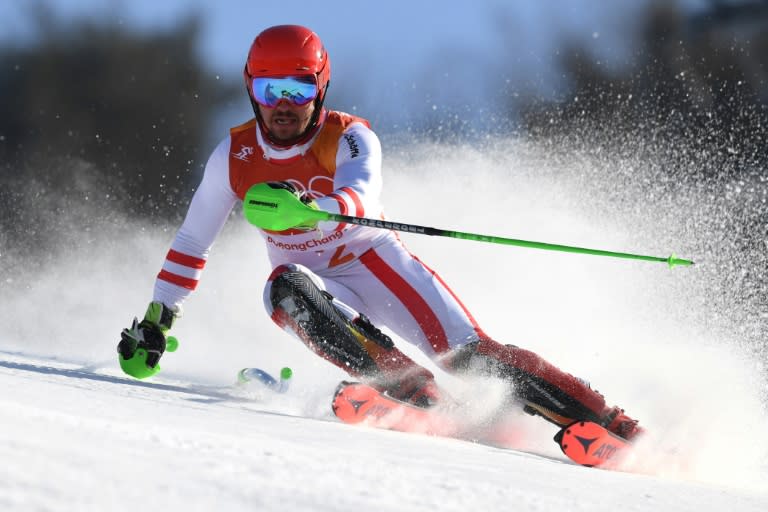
[314,122,383,224]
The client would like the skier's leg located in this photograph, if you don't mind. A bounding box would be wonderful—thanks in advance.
[344,240,642,439]
[445,338,641,438]
[263,263,439,407]
[350,242,488,355]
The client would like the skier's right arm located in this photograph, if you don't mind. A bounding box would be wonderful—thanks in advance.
[118,139,238,379]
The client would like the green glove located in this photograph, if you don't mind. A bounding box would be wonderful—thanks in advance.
[118,301,179,379]
[243,181,324,231]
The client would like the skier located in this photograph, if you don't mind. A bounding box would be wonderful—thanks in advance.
[118,24,643,440]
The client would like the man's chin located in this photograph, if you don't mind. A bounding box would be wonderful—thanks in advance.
[269,126,309,142]
[272,133,299,142]
[267,122,295,137]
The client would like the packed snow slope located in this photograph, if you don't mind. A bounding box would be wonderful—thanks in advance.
[1,352,766,512]
[2,137,767,511]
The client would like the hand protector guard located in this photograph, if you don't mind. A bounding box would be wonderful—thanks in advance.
[243,181,322,231]
[118,301,179,379]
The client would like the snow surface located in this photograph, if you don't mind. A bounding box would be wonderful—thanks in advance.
[2,139,767,511]
[1,353,766,512]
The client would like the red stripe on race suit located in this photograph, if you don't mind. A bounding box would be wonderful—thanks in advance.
[360,248,450,354]
[157,269,199,290]
[339,186,364,217]
[328,192,348,231]
[407,250,489,341]
[329,193,348,215]
[166,249,206,269]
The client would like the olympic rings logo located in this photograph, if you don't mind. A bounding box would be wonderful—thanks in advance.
[283,176,334,199]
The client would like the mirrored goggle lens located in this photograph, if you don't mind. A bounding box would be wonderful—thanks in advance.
[251,76,318,107]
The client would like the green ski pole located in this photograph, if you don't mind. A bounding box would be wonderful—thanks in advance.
[243,183,694,268]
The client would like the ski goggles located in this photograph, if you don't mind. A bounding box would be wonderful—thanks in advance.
[249,76,319,107]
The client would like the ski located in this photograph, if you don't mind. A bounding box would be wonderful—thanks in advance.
[237,366,293,393]
[334,382,641,470]
[331,381,466,438]
[555,420,634,469]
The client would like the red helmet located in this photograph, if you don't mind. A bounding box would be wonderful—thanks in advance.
[244,25,331,145]
[244,25,330,93]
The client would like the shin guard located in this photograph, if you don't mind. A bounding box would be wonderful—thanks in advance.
[267,267,436,403]
[448,338,608,426]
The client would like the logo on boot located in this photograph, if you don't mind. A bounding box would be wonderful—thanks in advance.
[575,435,598,454]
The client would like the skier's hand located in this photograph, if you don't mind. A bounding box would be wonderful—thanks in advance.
[243,181,323,231]
[117,301,180,379]
[265,181,320,231]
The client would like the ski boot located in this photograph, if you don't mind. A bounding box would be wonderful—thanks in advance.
[603,406,644,440]
[445,338,643,440]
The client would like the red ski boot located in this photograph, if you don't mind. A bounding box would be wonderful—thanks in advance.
[383,373,442,408]
[603,406,645,440]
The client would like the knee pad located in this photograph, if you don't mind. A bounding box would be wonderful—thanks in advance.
[263,264,318,315]
[266,266,379,375]
[265,266,435,385]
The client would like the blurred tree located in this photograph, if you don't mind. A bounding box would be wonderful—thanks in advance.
[513,0,768,355]
[0,4,239,260]
[519,0,768,177]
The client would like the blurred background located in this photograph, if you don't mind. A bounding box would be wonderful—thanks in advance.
[1,0,767,375]
[2,0,766,255]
